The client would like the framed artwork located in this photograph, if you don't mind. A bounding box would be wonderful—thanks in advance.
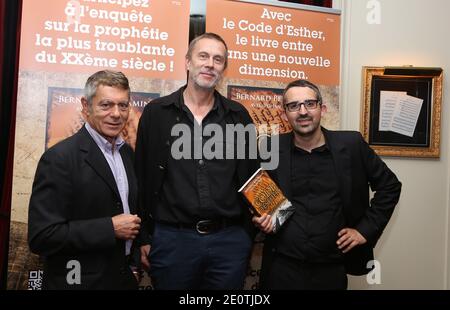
[361,66,443,158]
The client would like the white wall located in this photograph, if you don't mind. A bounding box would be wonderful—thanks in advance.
[191,0,206,15]
[334,0,450,289]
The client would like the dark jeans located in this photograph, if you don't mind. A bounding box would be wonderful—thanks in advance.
[267,253,348,290]
[149,222,253,290]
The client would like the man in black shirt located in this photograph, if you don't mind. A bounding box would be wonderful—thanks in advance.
[253,79,402,289]
[135,33,258,289]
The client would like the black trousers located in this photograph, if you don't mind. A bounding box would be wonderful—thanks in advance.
[149,223,252,290]
[266,254,348,290]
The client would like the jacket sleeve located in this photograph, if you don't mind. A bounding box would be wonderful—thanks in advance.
[134,104,153,246]
[354,134,402,245]
[28,149,116,256]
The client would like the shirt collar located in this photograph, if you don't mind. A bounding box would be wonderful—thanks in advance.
[85,122,125,153]
[162,85,241,113]
[291,131,330,154]
[179,92,220,112]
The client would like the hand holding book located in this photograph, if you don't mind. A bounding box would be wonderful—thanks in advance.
[239,168,295,233]
[252,213,274,234]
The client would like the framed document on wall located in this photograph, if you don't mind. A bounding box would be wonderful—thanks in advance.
[360,66,443,158]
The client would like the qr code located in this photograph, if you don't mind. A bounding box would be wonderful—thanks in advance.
[28,270,43,290]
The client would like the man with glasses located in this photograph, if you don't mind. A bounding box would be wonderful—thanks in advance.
[28,70,141,289]
[253,79,402,289]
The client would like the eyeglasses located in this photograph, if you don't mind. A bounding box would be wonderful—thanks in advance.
[97,101,130,112]
[284,99,320,112]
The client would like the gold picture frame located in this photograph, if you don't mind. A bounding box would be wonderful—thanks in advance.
[361,66,443,158]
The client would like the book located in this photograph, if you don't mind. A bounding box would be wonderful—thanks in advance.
[238,168,294,233]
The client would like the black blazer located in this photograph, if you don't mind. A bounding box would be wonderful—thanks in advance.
[260,129,401,286]
[28,126,138,289]
[135,86,260,244]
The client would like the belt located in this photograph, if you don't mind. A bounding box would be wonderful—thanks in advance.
[160,218,241,234]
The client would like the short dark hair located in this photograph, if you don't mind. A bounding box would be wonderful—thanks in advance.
[186,32,228,69]
[283,79,322,104]
[84,70,130,105]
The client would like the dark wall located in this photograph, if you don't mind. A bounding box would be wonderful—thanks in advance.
[0,0,22,289]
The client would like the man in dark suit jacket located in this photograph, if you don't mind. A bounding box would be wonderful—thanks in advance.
[28,70,141,289]
[253,79,401,289]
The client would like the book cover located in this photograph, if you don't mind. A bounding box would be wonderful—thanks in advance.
[239,168,294,232]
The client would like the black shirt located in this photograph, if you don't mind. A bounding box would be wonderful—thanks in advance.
[277,141,345,263]
[156,92,241,224]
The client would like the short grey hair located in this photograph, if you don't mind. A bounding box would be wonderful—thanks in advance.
[186,32,228,69]
[84,70,130,105]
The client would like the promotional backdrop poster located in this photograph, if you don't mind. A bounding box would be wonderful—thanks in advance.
[8,0,190,289]
[8,0,340,290]
[207,0,341,290]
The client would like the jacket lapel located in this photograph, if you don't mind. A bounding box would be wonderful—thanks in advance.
[121,147,137,214]
[323,128,352,215]
[79,127,121,200]
[276,133,293,201]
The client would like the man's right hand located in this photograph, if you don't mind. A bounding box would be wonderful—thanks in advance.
[140,245,151,271]
[111,214,141,240]
[252,213,274,234]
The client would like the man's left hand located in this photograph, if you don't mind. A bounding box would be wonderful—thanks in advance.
[337,228,367,253]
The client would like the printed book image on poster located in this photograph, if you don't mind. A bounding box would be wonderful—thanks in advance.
[45,87,159,149]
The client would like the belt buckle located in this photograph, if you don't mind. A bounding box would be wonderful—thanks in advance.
[196,220,214,234]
